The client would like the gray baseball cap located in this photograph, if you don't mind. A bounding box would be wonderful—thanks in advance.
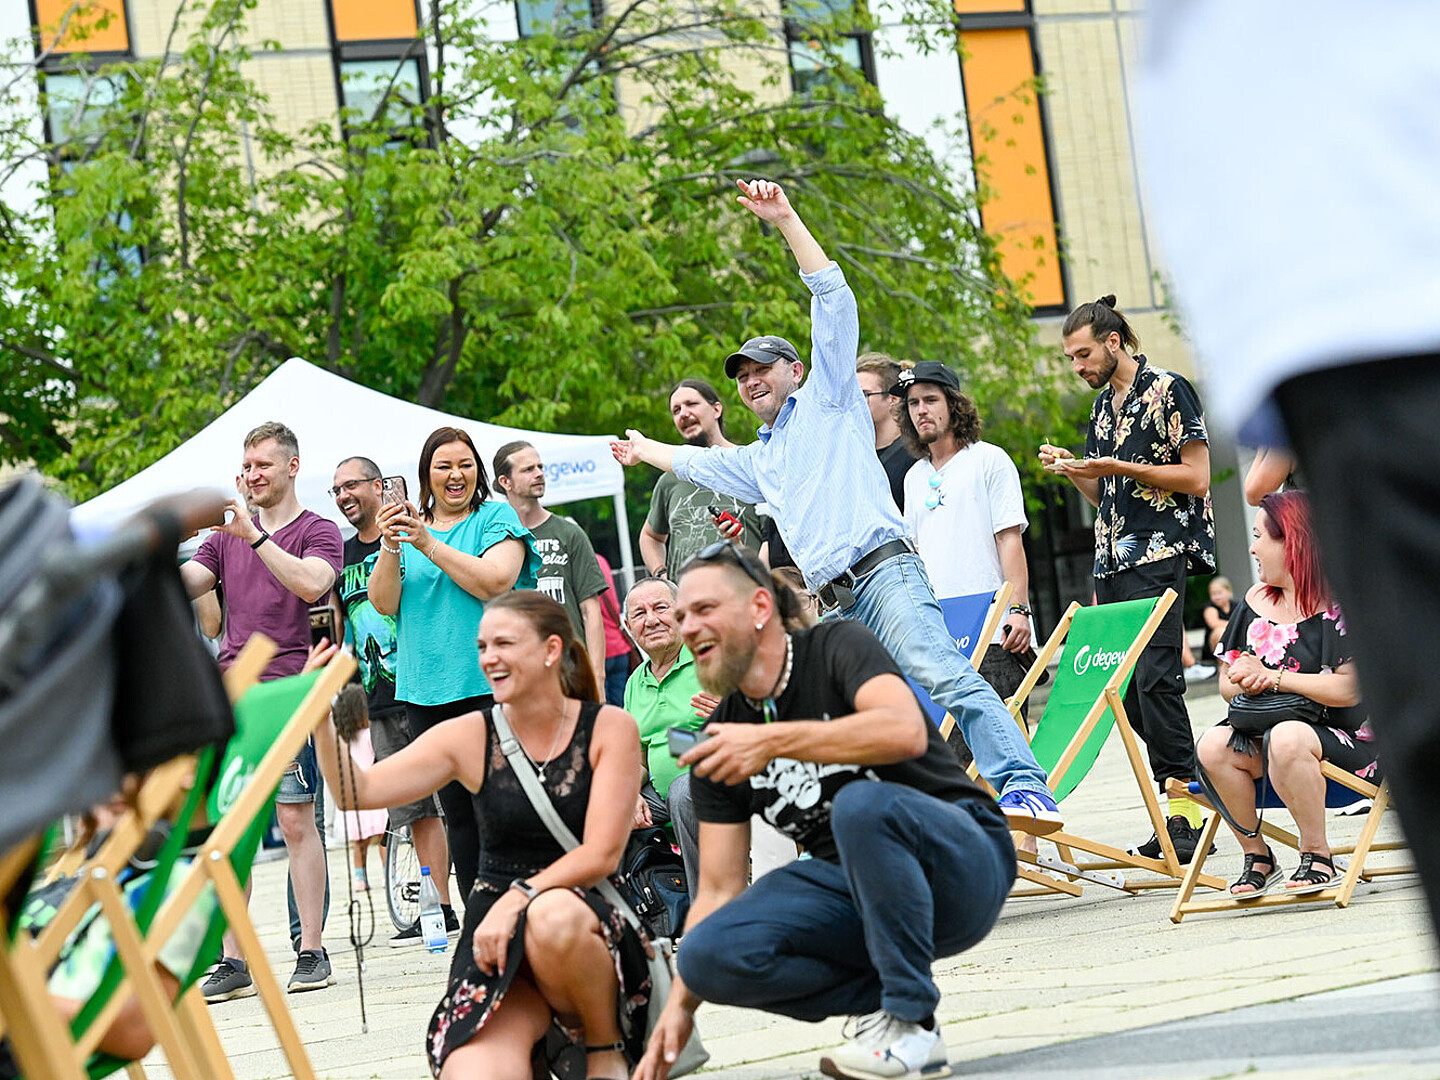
[723,335,802,379]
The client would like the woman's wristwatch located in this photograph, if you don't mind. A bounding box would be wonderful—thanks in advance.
[508,878,538,900]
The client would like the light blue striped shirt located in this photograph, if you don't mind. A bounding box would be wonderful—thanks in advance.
[672,262,906,587]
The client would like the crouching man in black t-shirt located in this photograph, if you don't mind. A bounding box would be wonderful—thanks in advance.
[634,543,1016,1080]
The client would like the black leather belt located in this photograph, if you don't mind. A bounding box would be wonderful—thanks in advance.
[816,539,914,612]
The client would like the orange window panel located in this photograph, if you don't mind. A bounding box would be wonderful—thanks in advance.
[330,0,418,41]
[35,0,130,54]
[954,0,1026,13]
[959,26,1064,308]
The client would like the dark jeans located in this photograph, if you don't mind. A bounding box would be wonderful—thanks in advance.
[1094,553,1196,789]
[406,695,494,899]
[1277,354,1440,945]
[604,654,630,708]
[678,783,1014,1022]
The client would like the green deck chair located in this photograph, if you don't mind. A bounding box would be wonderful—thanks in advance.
[0,645,354,1080]
[1004,590,1226,898]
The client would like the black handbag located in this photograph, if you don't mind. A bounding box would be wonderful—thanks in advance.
[617,828,691,940]
[1227,690,1327,736]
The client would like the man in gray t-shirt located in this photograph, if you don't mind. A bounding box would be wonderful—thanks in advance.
[494,441,608,687]
[641,378,765,579]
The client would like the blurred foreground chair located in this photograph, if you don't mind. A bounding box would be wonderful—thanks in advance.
[1169,768,1410,922]
[0,644,355,1079]
[1004,591,1227,899]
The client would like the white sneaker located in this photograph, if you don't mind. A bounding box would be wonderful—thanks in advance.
[819,1011,948,1079]
[1183,663,1216,681]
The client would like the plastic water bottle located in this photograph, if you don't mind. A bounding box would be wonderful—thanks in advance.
[418,866,448,953]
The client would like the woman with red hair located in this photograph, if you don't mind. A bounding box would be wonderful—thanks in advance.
[1197,490,1372,897]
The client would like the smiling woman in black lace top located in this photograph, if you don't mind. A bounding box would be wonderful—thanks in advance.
[316,591,647,1079]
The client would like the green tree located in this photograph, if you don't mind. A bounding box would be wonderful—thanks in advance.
[0,0,1077,517]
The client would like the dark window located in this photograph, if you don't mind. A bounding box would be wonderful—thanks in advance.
[785,0,876,93]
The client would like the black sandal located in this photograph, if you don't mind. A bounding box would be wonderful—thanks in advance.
[1230,847,1282,899]
[1286,851,1337,894]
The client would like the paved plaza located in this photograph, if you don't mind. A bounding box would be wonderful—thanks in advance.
[144,690,1435,1079]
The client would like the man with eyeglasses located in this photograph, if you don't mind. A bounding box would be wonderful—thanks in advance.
[635,543,1015,1080]
[893,361,1036,745]
[856,353,919,512]
[330,456,457,947]
[611,179,1061,835]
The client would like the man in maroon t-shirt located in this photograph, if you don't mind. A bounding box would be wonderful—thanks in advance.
[181,421,343,1000]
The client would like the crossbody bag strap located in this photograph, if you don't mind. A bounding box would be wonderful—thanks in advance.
[489,705,644,934]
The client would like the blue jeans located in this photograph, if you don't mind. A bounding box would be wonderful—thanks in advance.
[678,782,1014,1022]
[847,552,1050,797]
[604,654,630,707]
[285,740,330,949]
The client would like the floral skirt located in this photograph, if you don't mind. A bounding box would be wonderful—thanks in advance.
[426,883,652,1078]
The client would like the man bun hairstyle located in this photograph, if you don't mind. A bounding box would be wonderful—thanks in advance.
[1062,294,1139,352]
[245,421,299,460]
[487,590,600,703]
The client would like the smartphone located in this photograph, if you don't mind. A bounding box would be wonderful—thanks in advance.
[309,605,339,648]
[380,475,408,506]
[667,726,711,758]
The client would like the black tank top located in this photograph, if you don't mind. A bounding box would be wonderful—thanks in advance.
[472,700,602,888]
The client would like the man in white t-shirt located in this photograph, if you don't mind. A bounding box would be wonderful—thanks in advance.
[894,362,1035,758]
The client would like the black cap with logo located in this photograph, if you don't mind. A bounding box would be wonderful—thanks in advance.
[889,360,962,398]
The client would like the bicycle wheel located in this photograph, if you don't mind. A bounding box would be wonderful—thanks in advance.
[384,824,422,933]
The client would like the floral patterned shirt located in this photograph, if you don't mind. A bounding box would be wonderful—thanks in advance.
[1217,596,1365,732]
[1085,355,1216,578]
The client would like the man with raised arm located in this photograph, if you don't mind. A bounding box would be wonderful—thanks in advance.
[611,179,1060,832]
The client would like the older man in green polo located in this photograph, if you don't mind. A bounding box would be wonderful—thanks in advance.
[623,576,717,896]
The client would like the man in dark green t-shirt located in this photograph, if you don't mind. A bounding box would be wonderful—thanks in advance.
[494,441,608,688]
[640,379,765,579]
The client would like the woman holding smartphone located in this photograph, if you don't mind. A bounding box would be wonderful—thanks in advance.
[369,426,541,900]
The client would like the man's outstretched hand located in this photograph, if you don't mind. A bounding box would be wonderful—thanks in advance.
[736,178,794,225]
[610,429,649,468]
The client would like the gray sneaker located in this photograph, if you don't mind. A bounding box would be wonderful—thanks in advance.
[201,957,256,1003]
[287,948,334,993]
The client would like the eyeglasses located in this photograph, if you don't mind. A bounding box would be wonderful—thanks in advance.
[683,540,772,592]
[328,478,376,498]
[860,390,888,399]
[925,471,944,511]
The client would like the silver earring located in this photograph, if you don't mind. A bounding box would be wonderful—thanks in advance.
[545,659,553,668]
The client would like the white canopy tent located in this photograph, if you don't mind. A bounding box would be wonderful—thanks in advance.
[73,357,635,583]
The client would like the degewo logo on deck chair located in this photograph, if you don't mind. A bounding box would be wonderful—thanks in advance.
[215,755,253,817]
[1071,643,1127,678]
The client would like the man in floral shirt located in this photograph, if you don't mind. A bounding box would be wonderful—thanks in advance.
[1042,295,1216,862]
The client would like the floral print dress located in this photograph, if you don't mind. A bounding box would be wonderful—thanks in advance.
[1216,598,1376,776]
[426,701,653,1078]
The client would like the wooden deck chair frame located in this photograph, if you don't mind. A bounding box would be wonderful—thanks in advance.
[97,648,356,1080]
[935,580,1013,745]
[1169,766,1411,922]
[0,636,272,1080]
[1003,590,1227,899]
